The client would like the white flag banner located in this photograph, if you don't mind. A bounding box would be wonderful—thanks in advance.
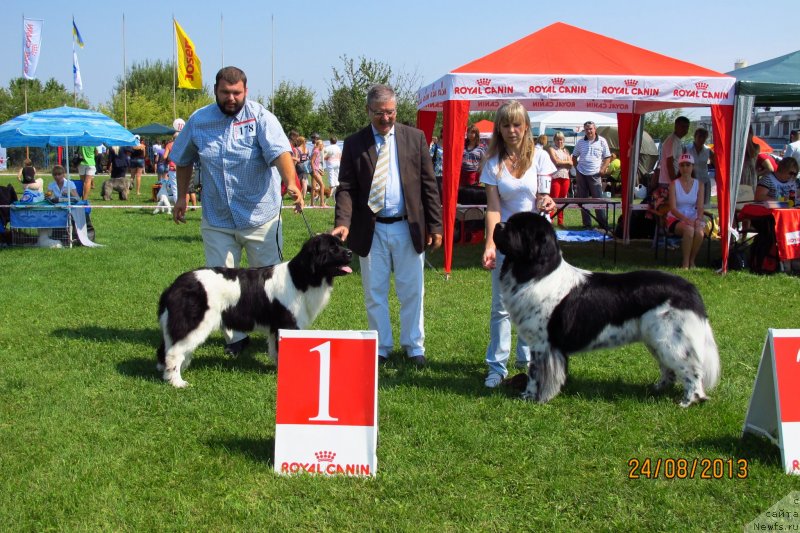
[0,147,7,171]
[22,18,43,80]
[73,50,83,92]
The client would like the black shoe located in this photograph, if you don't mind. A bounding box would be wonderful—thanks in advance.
[409,355,427,368]
[224,336,250,356]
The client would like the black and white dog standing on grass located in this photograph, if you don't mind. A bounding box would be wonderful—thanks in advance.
[156,234,353,388]
[493,212,720,407]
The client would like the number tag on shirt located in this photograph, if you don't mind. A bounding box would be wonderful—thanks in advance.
[233,118,256,140]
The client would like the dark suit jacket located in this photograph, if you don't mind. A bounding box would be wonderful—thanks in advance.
[334,123,442,257]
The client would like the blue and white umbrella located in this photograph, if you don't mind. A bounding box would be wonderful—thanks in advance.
[0,105,137,149]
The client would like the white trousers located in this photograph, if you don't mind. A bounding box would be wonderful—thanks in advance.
[201,216,282,344]
[359,220,425,358]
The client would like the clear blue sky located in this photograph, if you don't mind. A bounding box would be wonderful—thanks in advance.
[3,0,796,113]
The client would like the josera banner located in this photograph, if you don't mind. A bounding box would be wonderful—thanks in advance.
[174,19,202,90]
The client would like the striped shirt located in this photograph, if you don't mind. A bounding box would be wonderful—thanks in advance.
[169,100,292,229]
[573,136,611,175]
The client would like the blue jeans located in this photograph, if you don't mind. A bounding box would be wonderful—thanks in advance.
[485,251,530,376]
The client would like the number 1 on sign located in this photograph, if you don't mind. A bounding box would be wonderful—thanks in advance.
[309,342,338,422]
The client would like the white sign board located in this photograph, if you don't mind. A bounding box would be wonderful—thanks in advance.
[274,330,378,477]
[743,329,800,474]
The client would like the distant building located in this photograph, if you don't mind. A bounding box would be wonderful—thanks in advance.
[697,108,800,155]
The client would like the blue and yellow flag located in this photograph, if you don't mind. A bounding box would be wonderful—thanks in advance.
[72,18,84,48]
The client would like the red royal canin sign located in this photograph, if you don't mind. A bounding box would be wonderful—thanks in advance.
[274,330,378,477]
[743,329,800,475]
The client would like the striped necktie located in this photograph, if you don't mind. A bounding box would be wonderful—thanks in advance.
[368,134,390,213]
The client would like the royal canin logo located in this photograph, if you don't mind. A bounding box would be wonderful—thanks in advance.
[624,79,638,87]
[476,78,491,86]
[280,450,371,476]
[551,77,565,85]
[695,82,709,90]
[315,450,336,462]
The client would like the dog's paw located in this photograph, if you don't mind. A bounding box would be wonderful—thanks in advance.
[169,378,190,388]
[678,393,707,408]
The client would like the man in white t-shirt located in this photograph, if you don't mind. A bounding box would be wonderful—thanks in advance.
[658,116,690,185]
[783,130,800,167]
[571,120,612,229]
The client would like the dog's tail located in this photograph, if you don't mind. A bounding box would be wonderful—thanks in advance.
[533,350,568,403]
[701,319,721,391]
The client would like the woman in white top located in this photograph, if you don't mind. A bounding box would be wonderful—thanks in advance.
[481,101,557,388]
[667,153,706,269]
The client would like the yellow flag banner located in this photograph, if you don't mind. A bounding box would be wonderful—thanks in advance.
[174,19,202,90]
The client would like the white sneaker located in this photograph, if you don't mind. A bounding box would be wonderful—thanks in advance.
[484,372,504,388]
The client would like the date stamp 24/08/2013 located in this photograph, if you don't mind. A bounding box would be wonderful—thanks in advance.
[627,458,749,480]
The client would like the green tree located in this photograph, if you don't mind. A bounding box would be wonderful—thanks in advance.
[268,81,330,137]
[99,59,212,129]
[0,77,90,125]
[0,77,90,169]
[644,109,684,143]
[321,55,420,136]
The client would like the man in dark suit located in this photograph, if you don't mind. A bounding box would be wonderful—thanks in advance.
[333,84,442,367]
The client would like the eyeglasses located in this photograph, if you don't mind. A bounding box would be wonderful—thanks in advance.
[369,108,396,118]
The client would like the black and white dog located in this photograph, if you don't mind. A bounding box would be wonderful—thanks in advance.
[156,234,352,387]
[494,212,720,407]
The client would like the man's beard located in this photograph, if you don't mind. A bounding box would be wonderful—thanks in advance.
[217,97,245,116]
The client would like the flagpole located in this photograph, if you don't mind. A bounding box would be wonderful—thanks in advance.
[22,14,29,159]
[72,16,77,106]
[122,13,128,128]
[172,15,177,120]
[220,13,224,68]
[271,14,275,113]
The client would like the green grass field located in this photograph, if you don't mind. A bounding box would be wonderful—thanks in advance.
[1,174,799,531]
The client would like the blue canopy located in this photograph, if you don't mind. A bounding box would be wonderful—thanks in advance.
[0,106,137,148]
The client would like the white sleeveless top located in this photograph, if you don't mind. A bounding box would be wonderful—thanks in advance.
[673,179,699,220]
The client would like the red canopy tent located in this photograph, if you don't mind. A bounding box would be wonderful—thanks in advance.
[416,22,737,275]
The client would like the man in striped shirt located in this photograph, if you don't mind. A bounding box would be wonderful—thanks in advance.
[170,66,303,356]
[572,121,611,229]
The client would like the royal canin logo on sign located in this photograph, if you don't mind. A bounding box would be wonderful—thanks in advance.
[529,78,587,95]
[600,78,659,96]
[315,450,336,462]
[454,78,514,96]
[280,451,371,475]
[672,80,728,100]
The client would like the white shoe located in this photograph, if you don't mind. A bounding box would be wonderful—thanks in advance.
[484,372,504,388]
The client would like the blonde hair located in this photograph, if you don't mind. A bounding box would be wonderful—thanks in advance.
[482,100,534,176]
